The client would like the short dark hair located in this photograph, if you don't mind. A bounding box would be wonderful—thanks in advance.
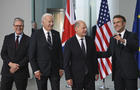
[113,15,126,22]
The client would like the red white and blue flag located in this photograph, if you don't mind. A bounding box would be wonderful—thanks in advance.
[95,0,113,79]
[62,0,76,47]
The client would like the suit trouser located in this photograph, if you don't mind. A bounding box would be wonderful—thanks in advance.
[114,70,137,90]
[72,74,95,90]
[0,75,28,90]
[36,74,60,90]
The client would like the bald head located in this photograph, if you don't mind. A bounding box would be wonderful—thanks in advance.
[75,20,87,37]
[74,20,85,29]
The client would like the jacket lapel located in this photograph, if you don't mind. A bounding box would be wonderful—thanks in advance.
[73,36,86,57]
[74,36,82,51]
[40,29,54,50]
[40,29,49,46]
[11,33,16,49]
[123,30,129,39]
[51,30,55,46]
[16,34,26,51]
[85,36,89,55]
[18,34,24,47]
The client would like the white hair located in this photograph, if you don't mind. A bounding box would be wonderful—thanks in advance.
[41,13,53,22]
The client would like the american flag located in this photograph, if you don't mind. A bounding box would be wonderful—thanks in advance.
[95,0,113,79]
[62,0,76,47]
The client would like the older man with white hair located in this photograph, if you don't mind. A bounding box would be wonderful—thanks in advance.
[29,13,64,90]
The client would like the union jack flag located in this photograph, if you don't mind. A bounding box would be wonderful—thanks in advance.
[62,0,76,47]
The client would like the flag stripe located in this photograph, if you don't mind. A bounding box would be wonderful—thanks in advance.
[98,62,103,79]
[99,27,109,47]
[96,28,108,51]
[96,31,105,51]
[98,59,106,78]
[104,22,113,37]
[104,58,112,72]
[100,58,109,75]
[67,0,70,16]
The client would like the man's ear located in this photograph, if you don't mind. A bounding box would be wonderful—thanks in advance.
[75,27,78,32]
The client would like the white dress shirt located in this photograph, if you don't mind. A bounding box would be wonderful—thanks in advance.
[15,33,23,43]
[43,27,53,44]
[76,34,87,53]
[117,29,127,46]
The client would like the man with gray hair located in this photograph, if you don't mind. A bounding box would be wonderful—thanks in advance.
[29,13,64,90]
[1,17,30,90]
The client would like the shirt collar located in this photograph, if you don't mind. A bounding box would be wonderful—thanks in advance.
[76,34,85,40]
[15,32,23,37]
[118,29,126,38]
[14,33,23,41]
[43,27,51,34]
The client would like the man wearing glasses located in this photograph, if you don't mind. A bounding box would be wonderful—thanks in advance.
[0,17,30,90]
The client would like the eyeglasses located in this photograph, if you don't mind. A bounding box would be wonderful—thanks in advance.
[14,25,24,27]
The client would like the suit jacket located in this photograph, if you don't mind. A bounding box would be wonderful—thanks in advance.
[64,35,98,83]
[1,33,30,78]
[91,25,96,40]
[29,28,63,76]
[97,30,139,80]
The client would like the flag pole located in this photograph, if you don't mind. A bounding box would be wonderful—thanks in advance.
[99,79,109,90]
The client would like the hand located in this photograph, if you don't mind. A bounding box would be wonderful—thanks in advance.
[113,34,121,41]
[113,34,125,43]
[9,67,18,74]
[8,62,19,69]
[8,62,19,74]
[95,74,99,81]
[59,69,64,77]
[66,79,73,86]
[34,71,41,80]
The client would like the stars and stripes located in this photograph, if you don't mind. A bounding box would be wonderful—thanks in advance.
[95,0,113,79]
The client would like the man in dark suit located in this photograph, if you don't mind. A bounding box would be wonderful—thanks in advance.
[0,17,30,90]
[64,20,99,90]
[29,13,63,90]
[91,25,96,40]
[97,15,139,90]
